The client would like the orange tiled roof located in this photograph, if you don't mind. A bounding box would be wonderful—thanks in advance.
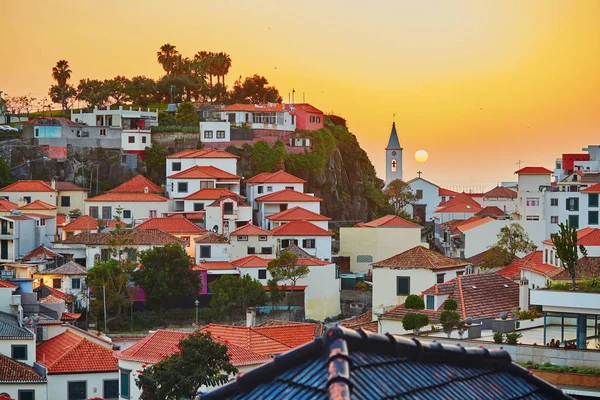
[543,227,600,246]
[62,229,185,246]
[36,331,118,374]
[339,312,379,333]
[194,232,229,244]
[20,245,60,262]
[0,280,18,289]
[437,192,481,209]
[135,217,204,234]
[61,312,81,322]
[456,216,495,233]
[245,170,306,184]
[0,354,45,383]
[49,181,87,191]
[184,188,238,200]
[62,215,99,231]
[438,187,459,197]
[266,206,330,222]
[515,167,553,175]
[582,182,600,193]
[360,214,419,228]
[0,180,56,192]
[167,165,240,181]
[108,175,164,194]
[17,200,57,210]
[484,186,517,199]
[373,246,469,270]
[86,193,169,202]
[290,103,323,114]
[252,323,317,348]
[255,189,322,203]
[270,220,333,236]
[546,256,600,280]
[199,324,291,356]
[56,214,66,225]
[232,255,271,268]
[0,198,18,212]
[193,261,235,271]
[167,148,239,159]
[436,202,482,214]
[230,223,271,236]
[498,251,556,279]
[476,206,506,217]
[36,284,73,301]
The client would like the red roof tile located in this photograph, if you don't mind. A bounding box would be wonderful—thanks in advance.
[436,202,482,214]
[438,187,459,197]
[456,216,494,233]
[252,323,316,348]
[135,217,204,234]
[36,284,72,301]
[108,175,164,194]
[255,189,322,203]
[37,331,118,374]
[167,149,239,159]
[266,206,330,222]
[270,220,333,236]
[17,200,57,210]
[290,103,323,114]
[62,215,99,231]
[221,103,287,113]
[184,188,238,200]
[193,261,235,271]
[0,198,18,212]
[0,180,56,192]
[476,206,506,217]
[56,214,66,225]
[199,324,291,356]
[0,354,45,383]
[582,182,600,193]
[35,261,86,276]
[232,255,271,268]
[546,256,600,280]
[230,223,271,236]
[0,280,18,289]
[515,167,553,175]
[193,232,229,244]
[49,181,87,191]
[245,170,306,184]
[167,165,240,181]
[543,227,600,246]
[61,312,81,322]
[437,192,481,209]
[373,246,469,270]
[484,186,518,199]
[62,229,186,246]
[360,214,419,228]
[498,251,551,279]
[86,193,168,202]
[20,245,60,262]
[339,312,379,333]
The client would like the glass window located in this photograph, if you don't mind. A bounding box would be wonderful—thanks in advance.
[568,214,579,228]
[24,196,31,203]
[550,216,558,224]
[257,186,264,194]
[566,197,579,211]
[426,295,435,310]
[68,381,87,400]
[61,196,71,207]
[550,198,558,206]
[216,130,225,139]
[18,391,35,400]
[247,247,256,254]
[177,182,188,193]
[259,235,267,241]
[416,189,423,199]
[436,274,445,284]
[71,278,81,290]
[237,235,248,241]
[100,248,110,262]
[89,206,99,219]
[200,246,211,258]
[261,247,273,254]
[142,136,147,144]
[258,269,267,279]
[223,203,234,215]
[589,211,599,225]
[11,344,27,360]
[123,210,131,219]
[589,194,599,207]
[172,162,181,171]
[193,203,204,211]
[267,186,273,192]
[391,159,397,172]
[128,136,135,143]
[396,277,410,295]
[302,239,316,248]
[204,130,213,139]
[104,379,119,400]
[102,206,112,220]
[120,371,130,399]
[53,278,61,289]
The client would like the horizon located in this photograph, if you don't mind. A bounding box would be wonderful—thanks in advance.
[2,1,599,188]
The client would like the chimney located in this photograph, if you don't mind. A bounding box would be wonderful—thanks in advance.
[519,277,530,312]
[51,179,56,190]
[246,307,256,327]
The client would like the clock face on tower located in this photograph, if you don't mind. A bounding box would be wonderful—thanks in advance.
[391,151,397,156]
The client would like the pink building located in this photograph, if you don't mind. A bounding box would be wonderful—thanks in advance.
[292,103,324,131]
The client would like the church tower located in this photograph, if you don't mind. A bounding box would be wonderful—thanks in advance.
[385,122,403,186]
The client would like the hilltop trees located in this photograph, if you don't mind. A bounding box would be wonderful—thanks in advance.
[49,59,76,112]
[157,43,180,75]
[229,74,282,104]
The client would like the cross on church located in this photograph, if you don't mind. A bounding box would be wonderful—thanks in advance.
[417,170,422,178]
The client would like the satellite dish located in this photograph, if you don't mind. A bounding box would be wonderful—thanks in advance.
[212,225,219,233]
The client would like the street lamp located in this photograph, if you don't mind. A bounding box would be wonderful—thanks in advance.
[195,300,199,325]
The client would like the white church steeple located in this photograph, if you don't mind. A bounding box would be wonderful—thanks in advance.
[385,122,403,186]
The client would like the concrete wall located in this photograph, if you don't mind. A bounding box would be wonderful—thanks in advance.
[246,183,304,211]
[230,235,276,260]
[274,235,331,261]
[0,337,36,366]
[340,289,372,317]
[47,371,119,400]
[0,190,56,205]
[195,243,231,263]
[58,189,88,215]
[86,200,169,225]
[0,383,47,400]
[200,121,230,143]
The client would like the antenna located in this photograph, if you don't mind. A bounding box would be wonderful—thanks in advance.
[516,160,524,169]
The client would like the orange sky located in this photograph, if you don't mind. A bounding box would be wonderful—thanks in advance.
[2,1,599,189]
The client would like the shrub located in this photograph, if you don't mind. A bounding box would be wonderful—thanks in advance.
[443,299,458,311]
[404,295,425,310]
[440,310,460,338]
[505,332,523,345]
[493,332,504,344]
[401,313,429,336]
[518,310,542,321]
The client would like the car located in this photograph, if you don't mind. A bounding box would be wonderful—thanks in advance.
[0,125,10,132]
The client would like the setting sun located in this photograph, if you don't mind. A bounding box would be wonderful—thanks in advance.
[415,150,429,163]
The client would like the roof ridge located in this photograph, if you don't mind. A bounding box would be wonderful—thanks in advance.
[41,331,84,368]
[457,276,467,319]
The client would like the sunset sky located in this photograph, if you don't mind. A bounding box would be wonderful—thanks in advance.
[2,1,599,189]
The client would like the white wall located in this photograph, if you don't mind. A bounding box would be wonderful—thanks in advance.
[258,201,320,229]
[0,337,36,366]
[121,132,151,152]
[47,371,119,400]
[0,190,56,205]
[200,121,230,143]
[167,178,240,199]
[195,243,231,263]
[205,203,252,236]
[230,235,276,259]
[274,235,331,261]
[166,158,237,177]
[0,383,46,400]
[405,179,442,222]
[86,200,169,225]
[118,359,142,400]
[483,197,516,214]
[246,183,304,210]
[270,219,328,230]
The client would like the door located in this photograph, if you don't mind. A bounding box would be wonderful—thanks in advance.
[413,204,426,224]
[0,240,8,260]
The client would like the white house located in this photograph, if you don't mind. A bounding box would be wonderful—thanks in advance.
[194,232,231,263]
[496,251,557,289]
[245,170,306,211]
[134,217,205,258]
[200,121,230,143]
[85,192,170,225]
[32,261,87,308]
[180,188,238,214]
[270,220,333,261]
[255,189,321,229]
[542,182,600,236]
[371,246,470,316]
[166,149,238,177]
[229,224,276,259]
[266,206,330,230]
[0,214,55,263]
[483,186,517,215]
[404,177,459,223]
[220,103,296,131]
[167,166,241,200]
[339,215,424,273]
[0,180,57,205]
[204,194,253,237]
[514,166,553,221]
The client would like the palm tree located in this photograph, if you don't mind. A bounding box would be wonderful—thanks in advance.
[157,44,180,75]
[52,60,72,86]
[218,52,232,87]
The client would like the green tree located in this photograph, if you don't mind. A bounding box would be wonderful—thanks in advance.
[134,244,201,314]
[439,300,460,338]
[267,278,285,307]
[228,74,282,104]
[208,275,266,319]
[401,294,428,336]
[175,102,199,125]
[268,253,309,311]
[480,245,515,270]
[143,143,168,185]
[551,221,588,290]
[126,76,157,107]
[495,223,537,257]
[50,60,75,113]
[85,259,132,329]
[157,43,180,75]
[105,76,130,105]
[77,79,110,108]
[136,331,237,400]
[383,179,417,214]
[0,157,12,188]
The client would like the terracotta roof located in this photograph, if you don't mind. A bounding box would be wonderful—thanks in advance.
[17,199,56,210]
[232,255,271,268]
[270,220,333,236]
[221,103,288,113]
[167,148,238,159]
[581,182,600,193]
[256,319,326,337]
[49,181,87,191]
[484,186,518,199]
[467,248,512,267]
[184,188,238,200]
[456,216,495,233]
[108,175,163,194]
[62,215,99,231]
[62,229,186,245]
[515,167,553,175]
[61,312,81,322]
[1,215,32,221]
[266,206,330,222]
[167,165,240,181]
[37,330,118,374]
[546,257,600,280]
[207,194,250,208]
[339,312,379,333]
[0,394,14,400]
[476,206,506,217]
[383,273,520,321]
[199,324,291,356]
[543,227,600,246]
[280,243,312,258]
[135,217,204,234]
[20,245,60,262]
[39,295,65,304]
[255,189,322,203]
[497,251,556,279]
[56,214,66,225]
[230,223,271,236]
[252,323,317,348]
[34,261,86,276]
[0,198,18,212]
[435,202,482,214]
[0,280,18,289]
[193,261,235,271]
[437,192,481,209]
[360,214,419,228]
[35,284,73,302]
[373,246,469,270]
[290,103,323,114]
[86,192,168,202]
[194,232,229,244]
[0,354,45,383]
[438,187,459,197]
[245,170,306,184]
[0,180,56,192]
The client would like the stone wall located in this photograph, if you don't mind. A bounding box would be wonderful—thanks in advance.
[151,132,200,150]
[340,289,372,317]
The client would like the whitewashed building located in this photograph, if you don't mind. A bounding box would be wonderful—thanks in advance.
[200,121,230,143]
[266,206,330,230]
[85,192,169,225]
[404,177,459,223]
[270,220,333,261]
[204,194,252,237]
[229,224,276,259]
[245,170,306,211]
[220,103,296,131]
[255,189,321,229]
[166,149,238,177]
[167,166,241,200]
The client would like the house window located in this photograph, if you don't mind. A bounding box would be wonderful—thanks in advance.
[101,206,112,220]
[544,249,549,263]
[259,235,267,241]
[589,194,599,207]
[279,204,288,212]
[100,128,106,136]
[310,116,315,123]
[37,219,46,227]
[317,117,321,123]
[61,196,71,207]
[103,379,119,399]
[223,203,234,215]
[589,211,599,225]
[182,236,191,246]
[177,182,188,193]
[11,344,27,360]
[200,246,211,258]
[172,162,182,172]
[237,235,248,241]
[149,210,157,218]
[550,216,558,224]
[120,370,130,399]
[261,247,273,254]
[436,274,445,284]
[216,130,225,139]
[71,278,81,290]
[247,247,256,254]
[258,269,267,279]
[550,198,558,207]
[302,239,316,248]
[526,216,540,221]
[35,128,39,137]
[53,278,61,289]
[416,190,423,200]
[391,159,397,172]
[267,186,273,192]
[426,295,435,310]
[566,197,579,211]
[257,186,264,194]
[68,381,87,400]
[281,239,298,248]
[123,210,132,219]
[526,198,540,207]
[128,136,135,143]
[18,390,35,400]
[204,130,213,139]
[100,249,110,262]
[356,255,373,263]
[568,215,579,229]
[23,196,31,203]
[142,136,147,144]
[396,277,410,296]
